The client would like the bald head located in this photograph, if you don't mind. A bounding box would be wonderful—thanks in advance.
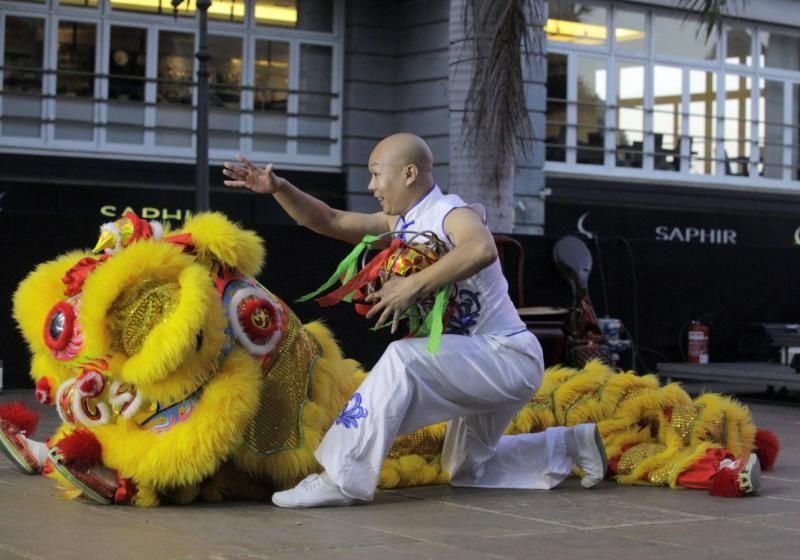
[371,133,433,178]
[367,133,436,216]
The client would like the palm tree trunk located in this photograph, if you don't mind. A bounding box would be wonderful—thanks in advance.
[448,0,543,234]
[448,0,515,233]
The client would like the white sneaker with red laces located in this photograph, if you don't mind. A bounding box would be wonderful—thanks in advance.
[271,473,355,508]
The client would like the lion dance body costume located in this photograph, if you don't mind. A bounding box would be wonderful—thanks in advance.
[0,212,778,505]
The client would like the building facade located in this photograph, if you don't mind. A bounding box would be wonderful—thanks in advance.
[2,0,800,386]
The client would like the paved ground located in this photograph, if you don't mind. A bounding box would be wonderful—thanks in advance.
[0,385,798,560]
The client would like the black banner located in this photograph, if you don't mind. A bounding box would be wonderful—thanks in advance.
[546,201,800,249]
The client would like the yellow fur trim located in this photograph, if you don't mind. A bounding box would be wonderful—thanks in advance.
[691,393,756,458]
[179,212,265,276]
[92,348,262,493]
[79,241,198,360]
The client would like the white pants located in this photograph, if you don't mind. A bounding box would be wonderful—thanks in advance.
[315,331,575,500]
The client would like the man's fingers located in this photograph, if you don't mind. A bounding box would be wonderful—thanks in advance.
[365,300,382,319]
[223,180,247,188]
[375,308,392,329]
[236,153,259,171]
[222,168,243,178]
[390,310,400,334]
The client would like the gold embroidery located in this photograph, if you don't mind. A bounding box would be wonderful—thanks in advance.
[109,281,180,356]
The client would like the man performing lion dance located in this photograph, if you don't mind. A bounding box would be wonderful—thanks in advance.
[0,134,777,505]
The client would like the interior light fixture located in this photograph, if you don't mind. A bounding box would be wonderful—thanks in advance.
[545,18,644,45]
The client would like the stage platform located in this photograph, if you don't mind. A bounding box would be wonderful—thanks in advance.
[657,362,800,391]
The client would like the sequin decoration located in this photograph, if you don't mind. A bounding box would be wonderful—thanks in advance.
[669,404,701,445]
[108,281,180,356]
[242,296,321,455]
[379,242,443,282]
[617,443,665,476]
[388,427,443,458]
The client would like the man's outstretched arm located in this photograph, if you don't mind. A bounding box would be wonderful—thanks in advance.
[223,154,391,245]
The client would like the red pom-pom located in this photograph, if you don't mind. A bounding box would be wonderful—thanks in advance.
[755,429,780,471]
[54,429,102,468]
[709,466,744,498]
[0,401,40,436]
[35,377,54,405]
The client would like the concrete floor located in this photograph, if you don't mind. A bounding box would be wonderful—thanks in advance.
[1,386,798,560]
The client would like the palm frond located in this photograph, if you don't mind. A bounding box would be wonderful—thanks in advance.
[675,0,747,41]
[461,0,543,188]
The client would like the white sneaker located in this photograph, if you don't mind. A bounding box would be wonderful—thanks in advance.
[272,473,355,508]
[736,453,761,495]
[570,424,608,489]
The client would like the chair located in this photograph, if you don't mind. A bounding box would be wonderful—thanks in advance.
[492,234,525,307]
[552,235,611,368]
[493,234,568,367]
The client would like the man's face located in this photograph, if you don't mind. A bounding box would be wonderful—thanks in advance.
[367,150,408,216]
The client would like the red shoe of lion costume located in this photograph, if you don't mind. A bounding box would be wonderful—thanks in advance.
[1,213,778,504]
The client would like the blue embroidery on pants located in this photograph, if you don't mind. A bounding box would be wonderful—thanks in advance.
[335,392,368,428]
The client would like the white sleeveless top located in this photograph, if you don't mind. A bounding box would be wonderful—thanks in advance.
[393,185,529,340]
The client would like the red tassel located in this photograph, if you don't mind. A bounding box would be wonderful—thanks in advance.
[755,429,780,471]
[0,402,40,436]
[55,429,103,468]
[709,466,744,498]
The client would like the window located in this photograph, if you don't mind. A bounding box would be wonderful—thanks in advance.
[3,16,45,95]
[59,0,99,7]
[208,35,242,150]
[545,53,567,162]
[616,62,645,168]
[0,0,342,165]
[157,31,194,105]
[688,70,717,175]
[760,30,800,72]
[545,2,800,189]
[2,16,45,138]
[107,26,147,144]
[546,2,607,47]
[726,24,753,65]
[56,21,97,141]
[653,66,682,171]
[615,10,646,54]
[760,79,786,179]
[255,0,333,32]
[253,39,289,153]
[155,31,194,147]
[57,22,96,98]
[654,15,717,61]
[110,0,193,18]
[722,73,752,176]
[576,56,606,165]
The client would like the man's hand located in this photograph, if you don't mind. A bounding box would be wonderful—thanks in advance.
[223,154,284,194]
[364,276,421,334]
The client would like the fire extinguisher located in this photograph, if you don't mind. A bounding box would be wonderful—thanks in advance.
[687,320,709,364]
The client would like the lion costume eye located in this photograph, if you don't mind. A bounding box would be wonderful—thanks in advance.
[43,300,82,360]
